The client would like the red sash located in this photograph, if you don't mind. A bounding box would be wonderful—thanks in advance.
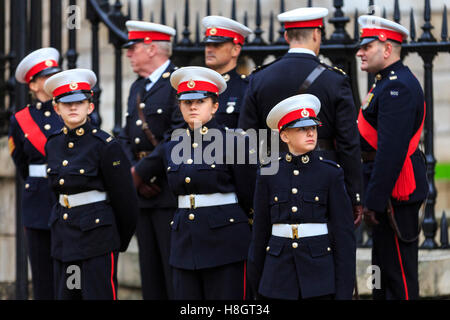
[358,94,426,201]
[15,107,47,156]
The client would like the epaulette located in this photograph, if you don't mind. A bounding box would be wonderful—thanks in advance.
[91,128,114,144]
[318,156,342,169]
[319,60,347,77]
[388,70,398,81]
[251,57,281,75]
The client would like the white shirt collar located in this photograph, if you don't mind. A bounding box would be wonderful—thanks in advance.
[288,48,316,56]
[148,59,171,84]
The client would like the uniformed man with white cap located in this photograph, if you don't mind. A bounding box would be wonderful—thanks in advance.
[356,15,427,300]
[248,93,356,300]
[132,66,256,300]
[238,7,364,227]
[8,47,63,299]
[119,20,183,299]
[202,15,252,128]
[44,68,138,299]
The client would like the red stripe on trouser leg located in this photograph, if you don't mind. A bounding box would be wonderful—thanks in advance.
[394,235,409,300]
[111,252,117,300]
[243,261,247,301]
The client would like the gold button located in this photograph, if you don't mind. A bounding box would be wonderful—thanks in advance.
[62,160,68,166]
[167,166,171,172]
[79,169,85,174]
[292,188,298,194]
[211,164,216,168]
[139,103,145,109]
[188,213,195,221]
[192,142,198,148]
[315,196,319,202]
[327,247,331,252]
[135,137,140,144]
[266,246,270,252]
[185,177,191,183]
[274,196,278,202]
[25,183,30,189]
[157,108,163,114]
[76,128,84,136]
[187,159,193,164]
[376,74,382,80]
[292,242,298,249]
[44,124,51,130]
[229,218,235,223]
[95,219,100,224]
[36,102,42,109]
[63,213,68,220]
[59,179,64,185]
[44,111,51,117]
[91,129,97,134]
[136,119,142,126]
[63,127,68,134]
[68,142,74,148]
[319,156,323,160]
[170,221,174,226]
[293,170,299,176]
[291,206,298,213]
[47,168,51,173]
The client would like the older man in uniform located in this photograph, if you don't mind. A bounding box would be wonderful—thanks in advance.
[203,16,252,128]
[119,21,183,300]
[238,7,363,225]
[356,16,428,300]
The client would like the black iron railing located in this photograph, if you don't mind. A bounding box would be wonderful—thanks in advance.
[0,0,449,299]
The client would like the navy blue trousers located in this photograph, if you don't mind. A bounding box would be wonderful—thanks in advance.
[372,202,421,300]
[136,207,174,299]
[172,261,248,300]
[53,251,118,300]
[24,228,54,300]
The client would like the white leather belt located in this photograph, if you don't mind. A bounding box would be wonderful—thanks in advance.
[272,223,328,239]
[29,164,47,177]
[178,192,238,209]
[59,190,107,208]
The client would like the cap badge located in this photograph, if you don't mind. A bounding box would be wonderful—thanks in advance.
[45,60,54,67]
[378,32,387,42]
[209,28,217,35]
[301,109,310,118]
[76,128,85,136]
[69,82,78,90]
[187,80,196,89]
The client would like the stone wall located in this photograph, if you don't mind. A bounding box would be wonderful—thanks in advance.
[1,0,449,299]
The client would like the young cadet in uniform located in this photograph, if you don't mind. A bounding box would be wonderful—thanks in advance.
[202,15,252,128]
[131,67,255,300]
[119,20,184,299]
[239,7,364,226]
[43,69,138,300]
[356,16,427,300]
[9,47,62,299]
[248,94,356,300]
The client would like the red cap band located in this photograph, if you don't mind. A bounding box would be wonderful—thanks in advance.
[177,80,219,95]
[278,108,316,131]
[128,31,171,43]
[360,28,403,43]
[25,59,58,83]
[205,27,245,45]
[284,18,324,29]
[53,82,91,98]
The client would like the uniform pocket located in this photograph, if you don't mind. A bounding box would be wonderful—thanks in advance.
[307,237,332,258]
[269,190,288,222]
[80,208,114,231]
[207,207,248,229]
[266,238,284,257]
[303,191,327,220]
